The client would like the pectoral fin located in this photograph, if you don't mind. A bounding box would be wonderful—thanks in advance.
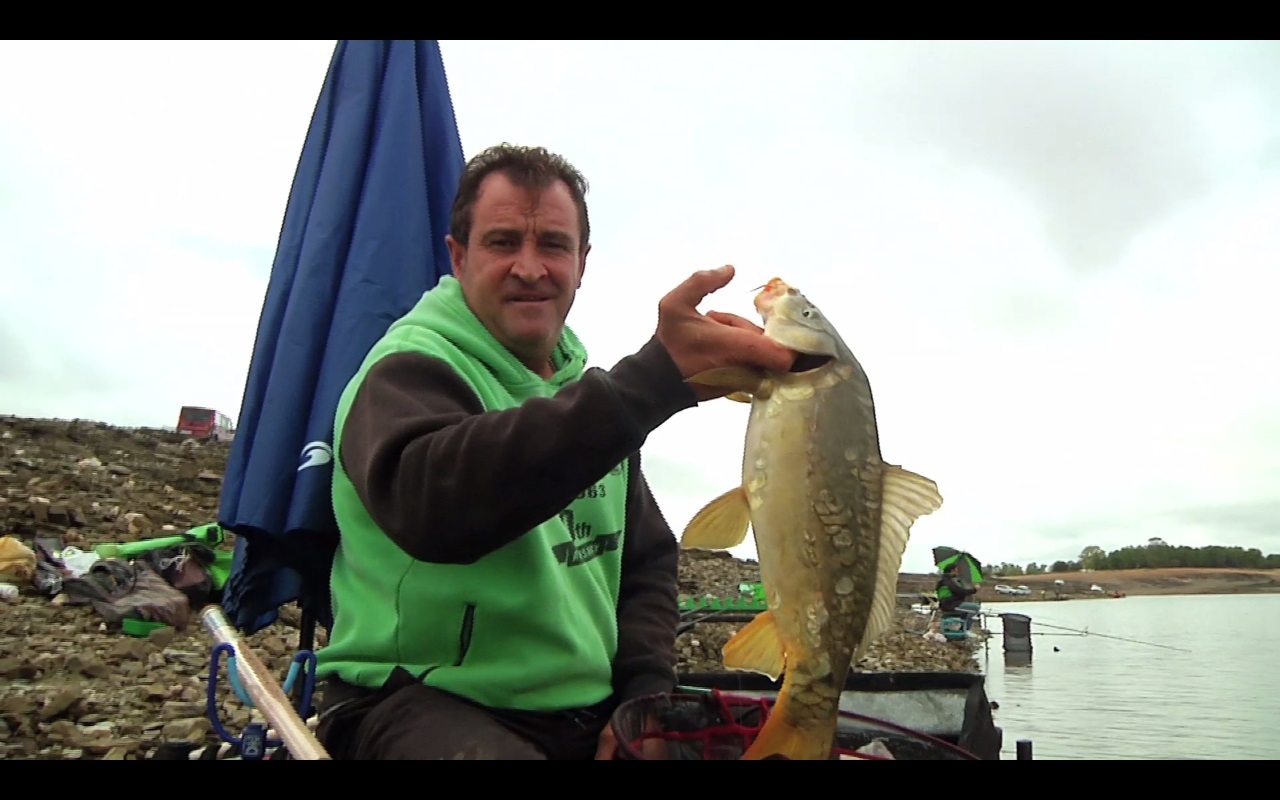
[680,487,751,550]
[723,609,786,681]
[725,391,753,403]
[687,367,765,397]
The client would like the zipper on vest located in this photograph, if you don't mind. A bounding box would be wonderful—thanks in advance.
[455,603,476,666]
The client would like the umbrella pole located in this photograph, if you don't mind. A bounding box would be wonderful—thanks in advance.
[200,605,332,760]
[298,610,317,653]
[291,609,318,710]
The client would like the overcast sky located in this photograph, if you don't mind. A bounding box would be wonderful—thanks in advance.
[1,40,1277,572]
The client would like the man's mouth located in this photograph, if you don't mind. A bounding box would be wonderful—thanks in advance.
[507,294,552,303]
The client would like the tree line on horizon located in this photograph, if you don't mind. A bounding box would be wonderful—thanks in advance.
[989,538,1280,577]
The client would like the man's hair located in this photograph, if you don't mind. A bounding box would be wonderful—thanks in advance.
[449,143,590,251]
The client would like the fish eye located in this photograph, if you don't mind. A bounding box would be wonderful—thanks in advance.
[802,308,816,318]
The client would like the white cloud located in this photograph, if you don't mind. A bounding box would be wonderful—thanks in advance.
[1,39,1277,573]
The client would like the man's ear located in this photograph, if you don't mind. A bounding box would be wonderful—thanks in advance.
[446,234,466,278]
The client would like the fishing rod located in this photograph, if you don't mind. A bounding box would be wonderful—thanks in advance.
[677,607,761,635]
[1021,620,1191,653]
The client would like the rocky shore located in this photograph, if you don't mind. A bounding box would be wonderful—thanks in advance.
[1,415,983,760]
[676,550,985,675]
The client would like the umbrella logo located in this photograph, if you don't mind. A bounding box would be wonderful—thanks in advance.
[298,441,334,472]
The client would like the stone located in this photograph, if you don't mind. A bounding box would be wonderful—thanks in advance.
[0,695,38,715]
[162,717,209,743]
[0,656,38,679]
[39,689,83,721]
[66,654,112,679]
[46,503,72,525]
[107,639,150,662]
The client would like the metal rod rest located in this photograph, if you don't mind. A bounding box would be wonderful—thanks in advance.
[200,605,332,760]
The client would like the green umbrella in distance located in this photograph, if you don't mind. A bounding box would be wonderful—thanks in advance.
[933,546,985,584]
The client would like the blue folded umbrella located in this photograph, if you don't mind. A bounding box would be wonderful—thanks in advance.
[217,39,466,634]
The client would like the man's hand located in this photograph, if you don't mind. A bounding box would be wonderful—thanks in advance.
[595,722,621,760]
[656,265,797,401]
[595,714,666,760]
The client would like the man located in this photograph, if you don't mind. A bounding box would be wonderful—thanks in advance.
[311,143,796,760]
[936,563,978,613]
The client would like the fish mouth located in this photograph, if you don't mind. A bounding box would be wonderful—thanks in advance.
[752,277,790,316]
[752,277,832,373]
[788,353,833,373]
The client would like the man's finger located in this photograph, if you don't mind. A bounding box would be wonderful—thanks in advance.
[706,310,764,334]
[663,265,735,310]
[595,737,616,760]
[734,333,797,373]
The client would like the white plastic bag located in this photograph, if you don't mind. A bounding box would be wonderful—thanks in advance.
[57,546,101,577]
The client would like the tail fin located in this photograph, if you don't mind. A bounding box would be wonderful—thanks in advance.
[740,695,838,761]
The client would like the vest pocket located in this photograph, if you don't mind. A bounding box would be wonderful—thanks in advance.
[454,603,476,666]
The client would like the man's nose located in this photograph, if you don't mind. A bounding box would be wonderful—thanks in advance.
[510,241,547,282]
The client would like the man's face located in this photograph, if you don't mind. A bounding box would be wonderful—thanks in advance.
[446,172,589,374]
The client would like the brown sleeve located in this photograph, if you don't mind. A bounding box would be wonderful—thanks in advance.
[338,335,697,565]
[612,456,680,703]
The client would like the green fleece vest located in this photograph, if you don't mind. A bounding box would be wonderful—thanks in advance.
[316,276,630,711]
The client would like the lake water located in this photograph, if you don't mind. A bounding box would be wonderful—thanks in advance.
[974,593,1280,760]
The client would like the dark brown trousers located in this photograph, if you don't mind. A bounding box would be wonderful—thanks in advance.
[314,667,617,760]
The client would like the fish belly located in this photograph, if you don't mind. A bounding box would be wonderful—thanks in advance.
[743,381,878,729]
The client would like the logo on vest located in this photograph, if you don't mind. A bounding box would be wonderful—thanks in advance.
[553,507,621,567]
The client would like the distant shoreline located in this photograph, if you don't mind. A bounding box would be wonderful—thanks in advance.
[897,567,1280,602]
